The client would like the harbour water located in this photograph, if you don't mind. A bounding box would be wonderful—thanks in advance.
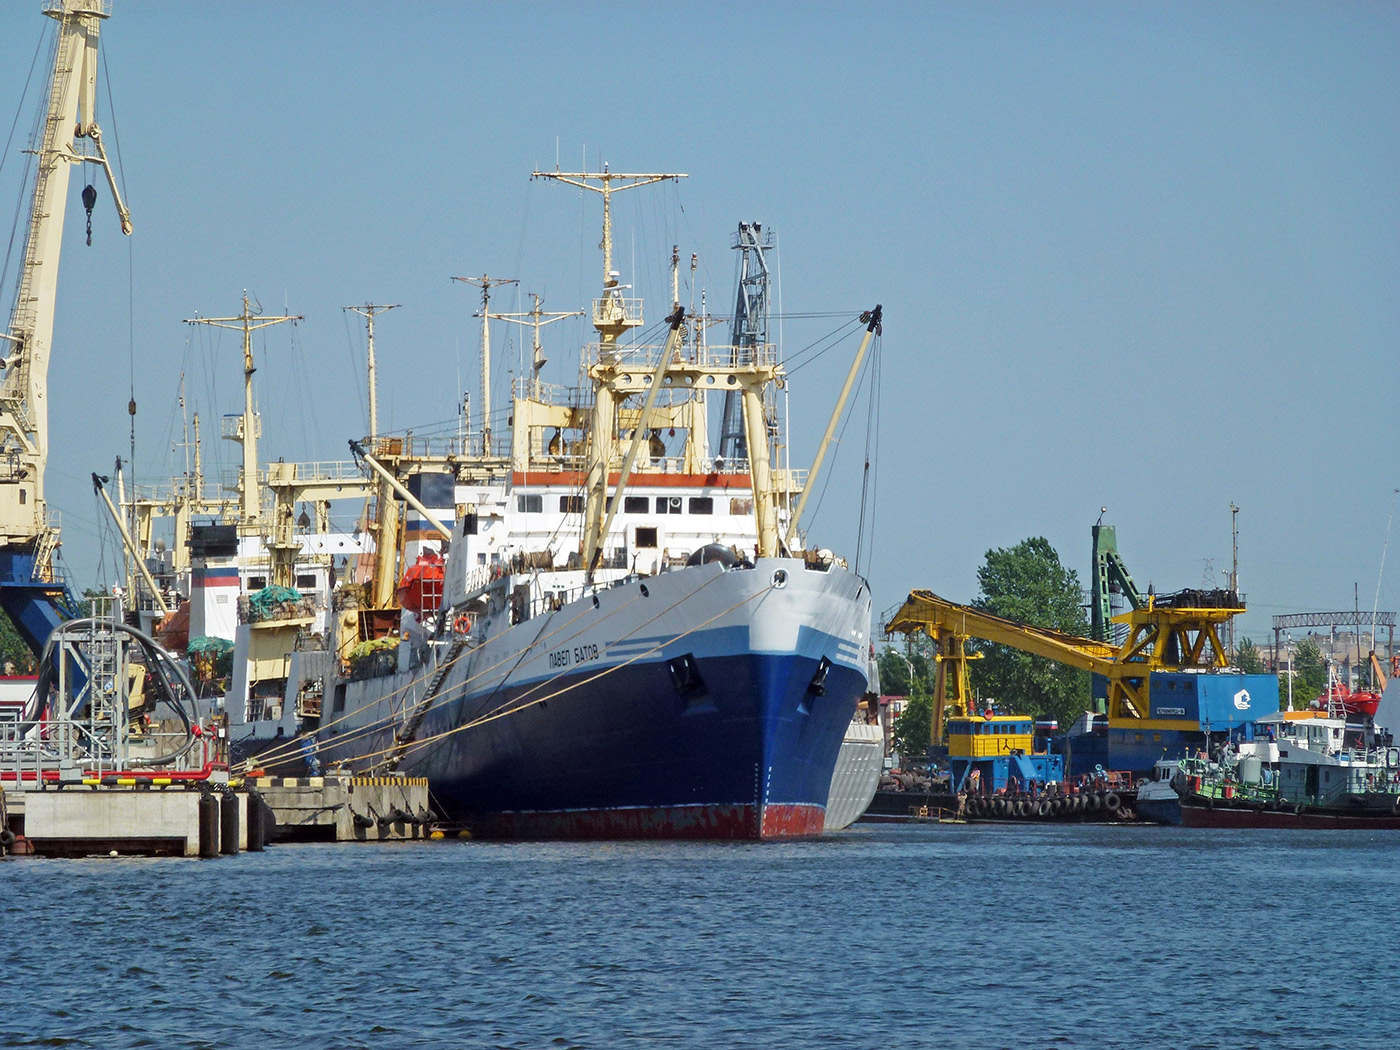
[3,824,1396,1049]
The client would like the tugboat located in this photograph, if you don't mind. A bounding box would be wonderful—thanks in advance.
[1174,711,1400,828]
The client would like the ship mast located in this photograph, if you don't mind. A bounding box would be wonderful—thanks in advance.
[183,294,301,525]
[0,0,131,651]
[451,275,517,456]
[485,294,582,399]
[343,303,400,441]
[530,167,686,569]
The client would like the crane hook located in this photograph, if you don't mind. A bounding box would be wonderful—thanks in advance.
[81,183,97,246]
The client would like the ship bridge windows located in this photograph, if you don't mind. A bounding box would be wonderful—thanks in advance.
[517,494,543,513]
[688,497,714,515]
[623,496,648,514]
[656,496,682,515]
[559,495,584,514]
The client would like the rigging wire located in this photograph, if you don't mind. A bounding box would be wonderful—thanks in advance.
[802,336,877,539]
[0,24,53,301]
[349,576,769,772]
[0,21,50,184]
[1370,488,1399,654]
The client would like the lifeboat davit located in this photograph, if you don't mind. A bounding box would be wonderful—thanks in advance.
[396,551,445,615]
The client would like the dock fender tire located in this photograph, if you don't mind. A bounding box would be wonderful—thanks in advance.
[0,828,14,848]
[994,799,1008,817]
[1294,803,1305,816]
[1391,795,1400,815]
[1103,791,1121,812]
[1037,800,1052,818]
[1203,796,1214,810]
[1090,793,1103,811]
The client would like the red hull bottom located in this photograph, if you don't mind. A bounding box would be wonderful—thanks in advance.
[1181,804,1400,830]
[467,803,827,841]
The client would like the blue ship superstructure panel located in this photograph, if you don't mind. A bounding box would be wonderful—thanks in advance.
[1147,672,1279,729]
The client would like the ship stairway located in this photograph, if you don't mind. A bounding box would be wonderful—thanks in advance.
[382,638,467,772]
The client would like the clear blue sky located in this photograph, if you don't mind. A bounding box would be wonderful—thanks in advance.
[1,1,1396,644]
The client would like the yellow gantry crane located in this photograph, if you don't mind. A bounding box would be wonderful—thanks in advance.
[885,588,1244,741]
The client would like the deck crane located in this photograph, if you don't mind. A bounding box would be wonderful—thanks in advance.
[0,0,132,653]
[886,587,1249,751]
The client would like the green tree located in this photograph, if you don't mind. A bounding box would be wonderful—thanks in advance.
[969,536,1091,726]
[1285,638,1328,709]
[876,639,935,697]
[891,683,933,762]
[0,609,33,672]
[1234,637,1264,674]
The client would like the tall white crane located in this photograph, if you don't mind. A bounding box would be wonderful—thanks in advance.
[0,0,132,651]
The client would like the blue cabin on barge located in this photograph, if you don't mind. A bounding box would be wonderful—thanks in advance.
[948,714,1064,793]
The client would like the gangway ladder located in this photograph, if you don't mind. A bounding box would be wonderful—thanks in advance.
[382,637,467,773]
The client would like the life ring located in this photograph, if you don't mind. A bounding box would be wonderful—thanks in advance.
[452,612,474,637]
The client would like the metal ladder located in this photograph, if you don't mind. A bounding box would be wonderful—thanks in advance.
[382,638,466,773]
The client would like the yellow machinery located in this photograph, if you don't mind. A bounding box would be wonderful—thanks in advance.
[886,588,1245,742]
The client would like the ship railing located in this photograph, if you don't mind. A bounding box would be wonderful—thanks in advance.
[220,412,261,442]
[266,460,367,485]
[512,377,588,407]
[584,340,779,371]
[592,295,643,328]
[44,0,112,16]
[370,432,513,462]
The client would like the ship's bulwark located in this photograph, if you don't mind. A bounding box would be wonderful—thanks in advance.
[310,563,871,840]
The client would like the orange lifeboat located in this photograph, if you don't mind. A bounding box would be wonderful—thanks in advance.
[396,551,445,615]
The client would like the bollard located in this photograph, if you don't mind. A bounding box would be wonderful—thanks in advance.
[258,793,278,846]
[219,789,240,855]
[197,790,219,859]
[245,790,265,852]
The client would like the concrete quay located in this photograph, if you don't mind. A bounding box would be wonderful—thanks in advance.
[251,774,432,842]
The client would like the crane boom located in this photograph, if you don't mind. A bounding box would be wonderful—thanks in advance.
[0,1,130,653]
[887,587,1245,727]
